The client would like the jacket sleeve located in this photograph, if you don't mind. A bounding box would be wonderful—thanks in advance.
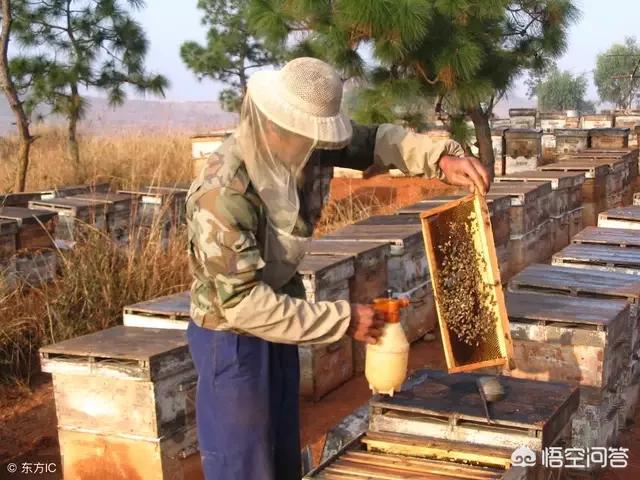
[326,122,465,178]
[191,186,351,345]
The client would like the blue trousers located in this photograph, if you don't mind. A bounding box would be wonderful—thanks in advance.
[186,321,302,480]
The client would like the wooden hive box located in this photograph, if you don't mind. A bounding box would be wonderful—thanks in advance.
[42,182,111,199]
[492,127,508,176]
[563,155,627,209]
[504,129,543,174]
[555,129,589,155]
[598,206,640,230]
[368,369,579,454]
[123,291,191,330]
[306,240,394,373]
[118,186,187,227]
[539,162,609,227]
[40,326,199,480]
[420,195,514,373]
[509,108,537,129]
[509,262,640,427]
[297,254,355,400]
[552,243,640,276]
[506,291,629,449]
[488,182,552,236]
[0,191,52,208]
[28,197,108,243]
[73,193,133,243]
[0,219,18,290]
[0,206,57,251]
[323,221,427,293]
[581,114,614,129]
[539,112,567,132]
[589,127,630,149]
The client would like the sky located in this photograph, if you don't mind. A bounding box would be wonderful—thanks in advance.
[132,0,639,103]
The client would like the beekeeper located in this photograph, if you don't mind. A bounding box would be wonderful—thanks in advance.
[186,57,489,480]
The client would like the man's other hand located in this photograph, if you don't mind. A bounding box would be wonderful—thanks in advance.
[440,155,490,195]
[347,304,385,344]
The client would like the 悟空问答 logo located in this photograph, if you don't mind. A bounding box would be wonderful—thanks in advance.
[511,446,536,467]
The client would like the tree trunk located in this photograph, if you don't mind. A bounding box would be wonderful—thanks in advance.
[67,87,82,180]
[0,0,33,192]
[468,105,495,182]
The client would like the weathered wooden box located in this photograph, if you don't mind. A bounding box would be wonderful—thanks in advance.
[368,369,579,453]
[508,220,553,275]
[43,182,111,199]
[539,162,609,227]
[74,193,133,243]
[123,291,191,330]
[28,197,108,243]
[568,207,584,239]
[323,221,428,293]
[0,191,54,207]
[589,128,630,149]
[14,250,57,286]
[118,186,188,227]
[553,243,640,276]
[581,114,614,129]
[555,129,589,155]
[492,127,507,176]
[0,218,18,290]
[298,254,355,400]
[539,112,567,132]
[564,156,627,207]
[57,426,201,480]
[0,206,57,251]
[489,182,552,236]
[40,326,198,480]
[494,170,585,216]
[509,108,537,129]
[305,432,530,480]
[541,133,557,162]
[504,129,543,173]
[598,206,640,230]
[420,195,513,373]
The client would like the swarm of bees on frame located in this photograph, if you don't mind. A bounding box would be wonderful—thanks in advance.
[436,213,497,347]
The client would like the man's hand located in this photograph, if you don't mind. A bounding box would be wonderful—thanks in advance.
[347,304,385,344]
[439,155,490,195]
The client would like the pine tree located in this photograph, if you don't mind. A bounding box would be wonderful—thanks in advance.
[181,0,281,112]
[249,0,579,175]
[10,0,168,179]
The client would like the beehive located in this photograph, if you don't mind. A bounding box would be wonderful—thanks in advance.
[73,193,133,244]
[368,369,579,453]
[42,182,111,199]
[589,128,630,150]
[0,206,57,251]
[0,191,51,208]
[564,155,627,209]
[323,221,428,293]
[510,263,640,426]
[553,243,640,276]
[505,291,629,449]
[539,112,567,132]
[0,219,18,290]
[509,108,537,129]
[39,326,199,480]
[614,113,640,146]
[118,186,188,227]
[491,118,511,129]
[539,162,609,227]
[123,291,191,330]
[555,129,589,155]
[581,114,614,129]
[598,206,640,230]
[297,254,355,400]
[491,127,507,176]
[504,129,543,173]
[28,197,108,243]
[568,207,584,239]
[420,195,513,373]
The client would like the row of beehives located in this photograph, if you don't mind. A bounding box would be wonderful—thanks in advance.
[0,183,188,291]
[35,196,640,480]
[495,108,640,136]
[492,126,639,177]
[307,205,640,480]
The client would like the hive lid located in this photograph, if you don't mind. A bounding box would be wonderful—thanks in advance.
[574,226,640,249]
[39,325,190,380]
[553,243,640,270]
[28,197,106,212]
[564,156,626,171]
[323,224,423,247]
[355,215,421,226]
[0,192,47,208]
[599,206,640,222]
[0,206,58,225]
[509,108,537,116]
[74,192,132,204]
[555,129,589,137]
[510,263,640,300]
[539,112,567,119]
[506,291,629,327]
[124,291,191,317]
[297,254,355,277]
[589,128,630,137]
[371,369,579,432]
[489,181,552,205]
[494,171,585,190]
[307,239,390,258]
[398,193,511,216]
[504,128,543,138]
[539,162,608,178]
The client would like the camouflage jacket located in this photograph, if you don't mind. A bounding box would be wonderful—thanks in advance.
[186,123,464,344]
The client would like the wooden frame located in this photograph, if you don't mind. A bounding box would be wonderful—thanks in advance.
[420,194,513,373]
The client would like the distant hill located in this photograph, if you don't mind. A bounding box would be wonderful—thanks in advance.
[0,96,238,136]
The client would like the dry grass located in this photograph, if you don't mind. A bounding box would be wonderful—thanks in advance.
[0,127,193,191]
